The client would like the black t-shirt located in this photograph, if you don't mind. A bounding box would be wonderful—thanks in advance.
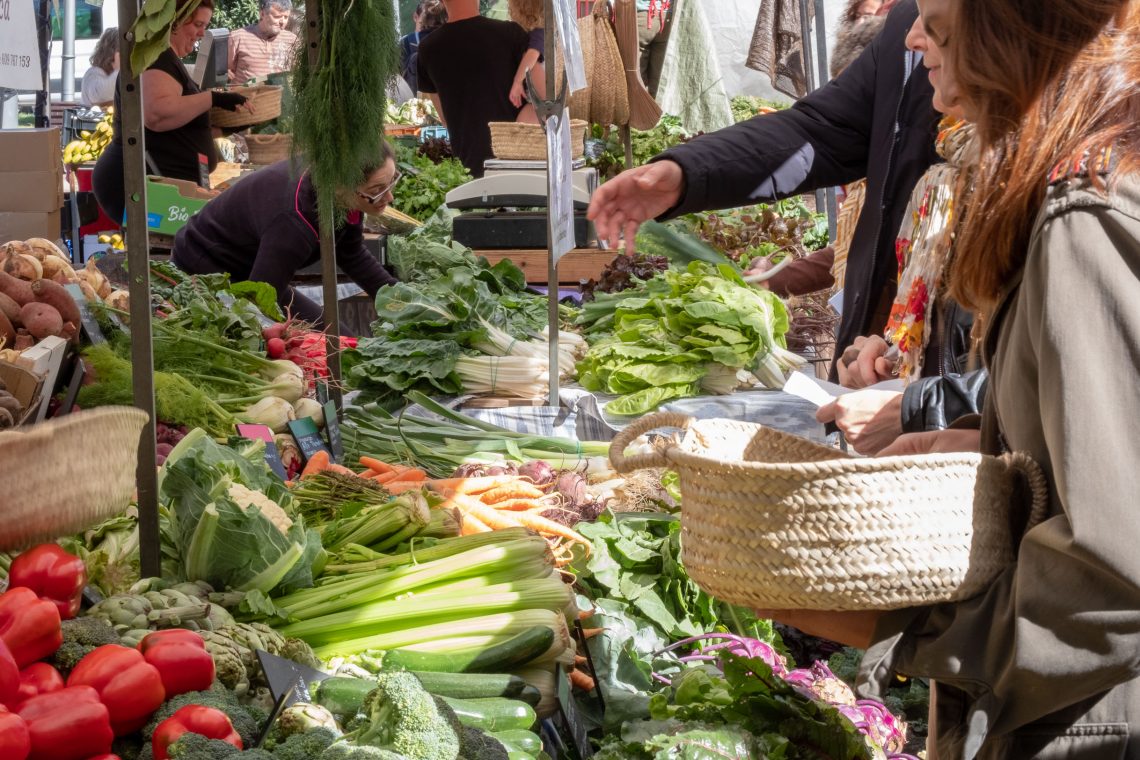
[417,17,529,177]
[113,48,217,183]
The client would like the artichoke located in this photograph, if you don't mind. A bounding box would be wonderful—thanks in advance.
[197,629,251,696]
[277,703,340,738]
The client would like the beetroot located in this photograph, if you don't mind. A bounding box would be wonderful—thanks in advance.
[555,470,588,506]
[518,460,555,486]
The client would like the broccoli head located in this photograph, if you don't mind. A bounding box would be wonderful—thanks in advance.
[319,742,409,759]
[166,732,243,759]
[351,672,461,760]
[458,726,510,760]
[271,727,339,760]
[143,684,264,748]
[49,616,122,675]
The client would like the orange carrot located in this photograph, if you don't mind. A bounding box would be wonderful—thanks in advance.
[386,481,428,495]
[423,475,520,495]
[373,467,411,485]
[454,500,526,531]
[568,668,596,692]
[327,463,357,477]
[479,482,546,504]
[300,450,330,480]
[487,498,552,512]
[359,456,396,473]
[396,469,426,482]
[460,512,493,535]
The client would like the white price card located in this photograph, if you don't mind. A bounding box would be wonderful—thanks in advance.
[546,113,576,260]
[551,0,587,92]
[0,0,42,90]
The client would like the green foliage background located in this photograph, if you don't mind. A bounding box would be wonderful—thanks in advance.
[210,0,260,31]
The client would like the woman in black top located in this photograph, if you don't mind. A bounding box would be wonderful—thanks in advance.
[93,0,249,225]
[171,142,401,328]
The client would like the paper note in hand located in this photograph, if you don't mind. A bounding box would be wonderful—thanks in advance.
[783,371,843,408]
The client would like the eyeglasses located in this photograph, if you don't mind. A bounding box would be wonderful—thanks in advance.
[357,173,402,205]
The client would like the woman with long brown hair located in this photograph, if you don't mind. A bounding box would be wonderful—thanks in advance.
[763,0,1140,755]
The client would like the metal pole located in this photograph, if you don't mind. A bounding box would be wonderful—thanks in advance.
[813,0,838,241]
[621,124,633,170]
[62,0,77,101]
[796,0,829,226]
[544,0,559,407]
[306,0,344,411]
[118,0,160,578]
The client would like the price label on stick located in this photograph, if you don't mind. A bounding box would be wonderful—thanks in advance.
[316,381,330,405]
[322,399,343,462]
[555,666,594,758]
[288,417,331,465]
[236,424,288,480]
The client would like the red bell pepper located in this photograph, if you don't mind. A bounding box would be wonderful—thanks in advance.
[0,704,30,760]
[152,705,242,760]
[0,588,62,669]
[138,630,215,697]
[87,755,122,760]
[67,645,165,736]
[13,664,64,708]
[15,685,113,760]
[0,638,19,707]
[8,544,87,621]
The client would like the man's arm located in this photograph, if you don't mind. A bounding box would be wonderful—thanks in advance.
[654,1,905,217]
[226,31,242,82]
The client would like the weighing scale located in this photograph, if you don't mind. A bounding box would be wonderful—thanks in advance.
[445,159,599,250]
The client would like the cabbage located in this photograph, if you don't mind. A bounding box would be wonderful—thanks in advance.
[160,434,323,595]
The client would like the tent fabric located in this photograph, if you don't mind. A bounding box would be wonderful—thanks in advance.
[654,0,734,133]
[746,0,816,99]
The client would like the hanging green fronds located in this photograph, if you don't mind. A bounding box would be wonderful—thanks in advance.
[292,0,400,216]
[130,0,203,74]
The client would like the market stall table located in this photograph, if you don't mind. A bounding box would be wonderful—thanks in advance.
[473,247,617,286]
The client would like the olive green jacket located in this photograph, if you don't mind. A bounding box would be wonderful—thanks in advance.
[860,170,1140,759]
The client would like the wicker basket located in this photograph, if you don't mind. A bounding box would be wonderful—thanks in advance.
[245,133,293,165]
[609,412,1048,611]
[0,407,149,551]
[209,85,283,128]
[489,120,588,161]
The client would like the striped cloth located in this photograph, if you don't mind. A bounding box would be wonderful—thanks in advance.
[227,26,300,84]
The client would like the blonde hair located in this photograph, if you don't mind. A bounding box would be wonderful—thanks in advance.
[508,0,543,31]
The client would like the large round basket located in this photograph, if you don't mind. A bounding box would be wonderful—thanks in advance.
[489,120,588,161]
[209,85,283,129]
[0,407,148,551]
[245,133,293,165]
[609,412,1048,611]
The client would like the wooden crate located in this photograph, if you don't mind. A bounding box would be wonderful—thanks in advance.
[474,248,617,285]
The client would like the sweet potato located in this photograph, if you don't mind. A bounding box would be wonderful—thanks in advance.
[31,279,81,327]
[18,302,63,340]
[0,292,19,325]
[2,253,41,281]
[0,309,14,347]
[0,271,33,306]
[13,330,34,350]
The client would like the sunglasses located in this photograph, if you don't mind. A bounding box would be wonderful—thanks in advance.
[357,172,402,205]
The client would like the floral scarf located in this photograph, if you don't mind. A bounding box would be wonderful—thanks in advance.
[884,117,976,381]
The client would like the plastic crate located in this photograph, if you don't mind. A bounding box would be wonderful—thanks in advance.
[419,125,449,142]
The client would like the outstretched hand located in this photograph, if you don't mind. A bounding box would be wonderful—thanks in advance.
[586,160,685,253]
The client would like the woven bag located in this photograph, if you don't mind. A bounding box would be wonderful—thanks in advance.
[489,120,588,161]
[245,133,293,165]
[609,412,1048,611]
[588,0,629,127]
[554,11,596,122]
[209,85,283,129]
[0,407,148,551]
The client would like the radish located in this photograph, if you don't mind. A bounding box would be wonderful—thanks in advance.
[266,337,287,359]
[263,322,288,341]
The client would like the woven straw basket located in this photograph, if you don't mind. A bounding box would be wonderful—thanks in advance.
[245,133,293,165]
[210,85,283,128]
[0,407,148,551]
[609,412,1048,611]
[489,120,588,161]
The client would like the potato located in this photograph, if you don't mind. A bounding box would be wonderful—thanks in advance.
[2,253,42,281]
[18,302,63,340]
[0,271,34,305]
[0,291,19,325]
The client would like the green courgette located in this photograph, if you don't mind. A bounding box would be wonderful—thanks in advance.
[492,729,543,754]
[382,625,554,673]
[412,671,531,700]
[439,695,538,732]
[313,676,376,717]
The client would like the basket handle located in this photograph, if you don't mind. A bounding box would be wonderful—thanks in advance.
[608,411,693,474]
[1001,450,1050,537]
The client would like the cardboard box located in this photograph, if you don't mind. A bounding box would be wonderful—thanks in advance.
[0,360,45,426]
[0,128,62,173]
[0,210,62,241]
[17,337,69,423]
[0,171,65,213]
[145,176,215,236]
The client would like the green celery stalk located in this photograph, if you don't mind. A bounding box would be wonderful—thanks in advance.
[322,527,531,575]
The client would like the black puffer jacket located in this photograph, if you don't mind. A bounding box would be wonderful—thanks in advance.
[654,0,939,378]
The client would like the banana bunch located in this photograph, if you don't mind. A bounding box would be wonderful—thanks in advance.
[62,109,114,165]
[97,231,125,250]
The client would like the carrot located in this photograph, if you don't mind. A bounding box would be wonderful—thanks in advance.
[299,450,330,480]
[460,512,493,535]
[479,482,546,504]
[359,456,396,473]
[579,627,604,640]
[487,498,553,512]
[423,475,520,495]
[327,463,357,477]
[395,469,426,482]
[386,481,428,495]
[373,466,411,485]
[568,668,596,692]
[454,499,525,531]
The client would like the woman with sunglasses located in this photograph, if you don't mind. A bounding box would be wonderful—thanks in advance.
[171,142,401,327]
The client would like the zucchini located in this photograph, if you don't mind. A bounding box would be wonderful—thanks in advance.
[492,729,543,755]
[382,625,554,674]
[507,752,535,760]
[412,671,530,700]
[313,676,375,717]
[439,695,538,732]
